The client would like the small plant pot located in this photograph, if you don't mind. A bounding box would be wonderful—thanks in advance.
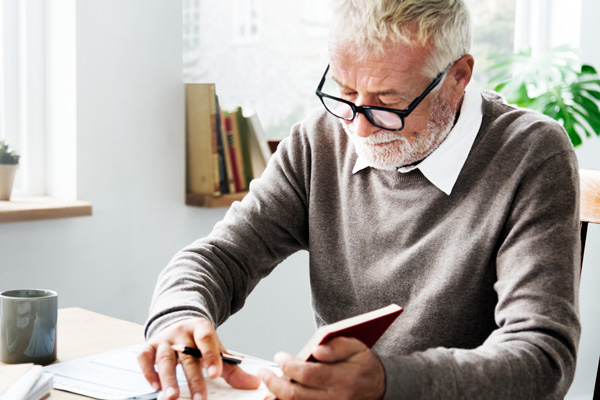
[0,164,19,200]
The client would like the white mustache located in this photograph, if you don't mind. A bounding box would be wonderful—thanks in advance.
[354,131,407,145]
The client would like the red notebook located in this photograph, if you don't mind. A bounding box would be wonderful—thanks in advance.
[265,304,403,400]
[296,304,403,362]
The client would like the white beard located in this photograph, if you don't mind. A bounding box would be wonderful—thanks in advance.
[343,96,457,170]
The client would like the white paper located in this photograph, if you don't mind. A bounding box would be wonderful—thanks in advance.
[44,345,157,399]
[171,351,281,400]
[43,344,280,400]
[0,370,53,400]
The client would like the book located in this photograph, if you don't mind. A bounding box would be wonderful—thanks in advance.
[0,364,53,400]
[296,304,403,362]
[218,107,236,194]
[214,96,230,195]
[244,110,270,179]
[185,83,221,197]
[232,107,255,187]
[223,113,244,192]
[264,304,403,400]
[225,107,249,190]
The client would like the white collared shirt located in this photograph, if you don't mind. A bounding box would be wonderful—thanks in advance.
[352,81,483,195]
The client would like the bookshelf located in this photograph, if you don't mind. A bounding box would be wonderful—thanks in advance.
[186,138,282,208]
[186,191,248,208]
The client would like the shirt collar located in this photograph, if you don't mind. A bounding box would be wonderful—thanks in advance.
[352,81,483,195]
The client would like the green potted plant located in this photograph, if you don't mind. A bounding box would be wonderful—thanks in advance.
[0,139,20,200]
[486,44,600,147]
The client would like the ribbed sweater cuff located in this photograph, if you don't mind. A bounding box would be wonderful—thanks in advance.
[145,308,212,340]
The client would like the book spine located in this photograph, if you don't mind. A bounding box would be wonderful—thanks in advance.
[208,85,221,196]
[228,108,247,191]
[219,109,236,194]
[234,108,254,188]
[224,115,244,192]
[246,111,272,163]
[243,113,268,179]
[185,83,220,197]
[214,96,229,195]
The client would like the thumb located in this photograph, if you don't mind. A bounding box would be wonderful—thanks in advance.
[311,337,367,363]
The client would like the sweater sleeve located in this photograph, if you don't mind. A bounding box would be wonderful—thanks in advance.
[145,125,312,339]
[379,148,581,399]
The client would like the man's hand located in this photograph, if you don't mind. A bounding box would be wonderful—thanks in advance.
[259,337,386,400]
[137,317,261,400]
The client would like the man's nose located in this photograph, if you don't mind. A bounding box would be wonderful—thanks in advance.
[351,112,377,138]
[350,98,379,138]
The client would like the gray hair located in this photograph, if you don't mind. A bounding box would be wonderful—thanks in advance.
[329,0,472,79]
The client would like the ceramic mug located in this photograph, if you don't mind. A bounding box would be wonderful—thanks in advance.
[0,289,57,364]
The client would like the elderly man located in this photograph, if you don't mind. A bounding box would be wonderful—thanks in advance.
[138,1,581,399]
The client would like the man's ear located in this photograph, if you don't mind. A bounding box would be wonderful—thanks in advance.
[449,54,474,102]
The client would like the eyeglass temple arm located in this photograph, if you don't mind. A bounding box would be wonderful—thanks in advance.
[316,64,331,92]
[404,65,451,111]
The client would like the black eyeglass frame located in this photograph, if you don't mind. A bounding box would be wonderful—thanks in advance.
[315,63,450,131]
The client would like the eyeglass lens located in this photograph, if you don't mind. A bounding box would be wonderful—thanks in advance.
[369,109,404,129]
[321,97,353,120]
[321,96,404,130]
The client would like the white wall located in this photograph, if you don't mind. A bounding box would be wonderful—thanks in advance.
[0,0,315,361]
[0,0,597,396]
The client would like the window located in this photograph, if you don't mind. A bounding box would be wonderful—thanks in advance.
[514,0,582,53]
[183,0,552,138]
[464,0,517,87]
[233,0,260,44]
[183,0,201,50]
[466,0,583,89]
[183,0,331,139]
[0,0,45,196]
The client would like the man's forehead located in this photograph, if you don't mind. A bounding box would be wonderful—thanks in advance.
[328,38,430,83]
[328,55,427,98]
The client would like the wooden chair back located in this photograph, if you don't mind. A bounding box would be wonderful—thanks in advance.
[578,169,600,399]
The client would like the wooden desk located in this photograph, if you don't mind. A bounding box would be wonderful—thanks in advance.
[0,307,146,399]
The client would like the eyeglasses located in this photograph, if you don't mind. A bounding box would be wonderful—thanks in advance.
[315,64,450,131]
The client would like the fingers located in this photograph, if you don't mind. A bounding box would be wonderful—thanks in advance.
[178,351,207,400]
[189,319,260,388]
[192,319,224,379]
[137,317,262,400]
[154,341,181,399]
[259,367,326,400]
[263,342,386,400]
[311,336,367,363]
[221,364,262,389]
[137,343,161,391]
[271,337,367,389]
[137,318,216,400]
[275,352,335,388]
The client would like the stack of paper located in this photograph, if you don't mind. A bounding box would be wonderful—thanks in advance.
[0,364,54,400]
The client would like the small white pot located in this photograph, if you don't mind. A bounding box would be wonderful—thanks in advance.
[0,164,19,201]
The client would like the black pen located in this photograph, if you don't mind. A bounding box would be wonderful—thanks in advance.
[171,344,243,365]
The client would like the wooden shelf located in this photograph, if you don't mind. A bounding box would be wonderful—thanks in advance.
[0,196,92,223]
[184,139,280,208]
[186,191,248,208]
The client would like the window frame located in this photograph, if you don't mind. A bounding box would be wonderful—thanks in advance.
[514,0,582,53]
[0,0,46,196]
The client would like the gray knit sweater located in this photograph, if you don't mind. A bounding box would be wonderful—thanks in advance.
[147,91,580,399]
